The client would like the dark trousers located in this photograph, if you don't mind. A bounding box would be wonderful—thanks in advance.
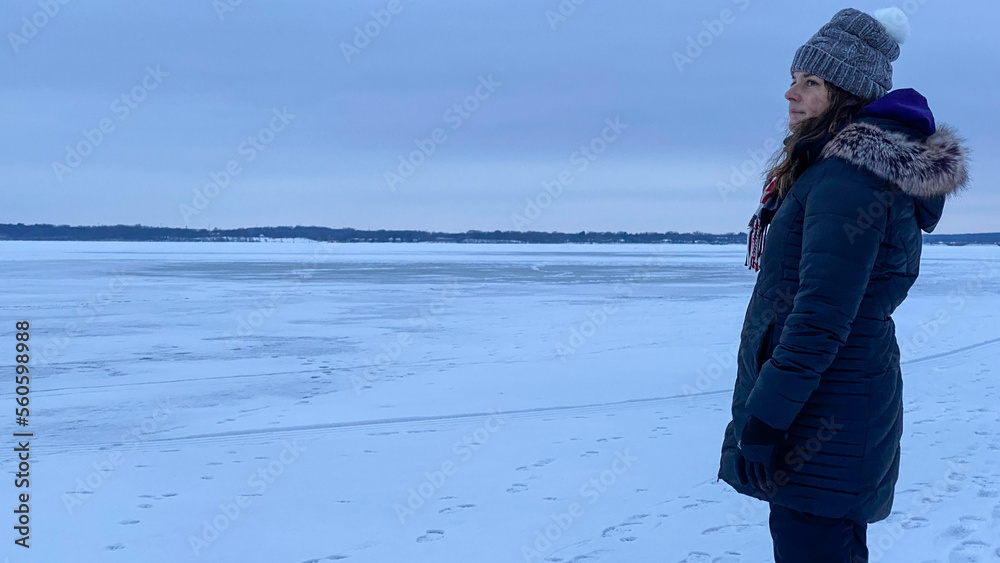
[769,502,868,563]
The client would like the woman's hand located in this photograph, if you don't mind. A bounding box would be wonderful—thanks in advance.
[737,415,787,495]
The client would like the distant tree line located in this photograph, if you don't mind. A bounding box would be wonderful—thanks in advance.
[0,223,997,245]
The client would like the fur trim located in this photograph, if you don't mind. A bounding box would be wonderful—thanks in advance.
[819,121,970,198]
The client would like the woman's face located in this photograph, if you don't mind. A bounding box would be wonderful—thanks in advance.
[785,71,831,127]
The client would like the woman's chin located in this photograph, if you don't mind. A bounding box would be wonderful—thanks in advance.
[788,114,809,129]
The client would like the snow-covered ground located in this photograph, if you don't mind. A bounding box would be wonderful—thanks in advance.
[1,241,999,563]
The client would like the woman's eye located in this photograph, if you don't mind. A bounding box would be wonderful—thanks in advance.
[807,80,817,86]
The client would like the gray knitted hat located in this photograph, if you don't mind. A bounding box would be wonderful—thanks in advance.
[791,7,910,101]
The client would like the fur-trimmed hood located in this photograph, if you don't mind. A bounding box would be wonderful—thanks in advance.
[819,120,971,200]
[817,90,971,234]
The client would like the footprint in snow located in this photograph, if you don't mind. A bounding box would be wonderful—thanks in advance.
[416,529,444,542]
[682,499,718,510]
[701,523,757,535]
[439,504,476,514]
[948,539,993,563]
[901,516,930,529]
[601,524,637,538]
[938,516,985,541]
[679,551,743,563]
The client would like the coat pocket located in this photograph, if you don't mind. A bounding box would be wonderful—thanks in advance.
[756,316,776,372]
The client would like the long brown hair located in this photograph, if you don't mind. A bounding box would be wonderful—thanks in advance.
[764,82,871,198]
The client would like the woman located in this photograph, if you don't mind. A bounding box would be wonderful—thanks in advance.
[717,7,971,562]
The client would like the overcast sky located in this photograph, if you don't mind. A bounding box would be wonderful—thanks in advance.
[2,0,996,234]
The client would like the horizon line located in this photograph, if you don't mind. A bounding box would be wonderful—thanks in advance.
[1,223,998,238]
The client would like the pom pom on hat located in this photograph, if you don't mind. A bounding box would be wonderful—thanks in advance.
[871,7,910,44]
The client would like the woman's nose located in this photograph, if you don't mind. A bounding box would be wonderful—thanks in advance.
[785,87,798,102]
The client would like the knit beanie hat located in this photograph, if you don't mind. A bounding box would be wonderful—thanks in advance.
[791,7,910,101]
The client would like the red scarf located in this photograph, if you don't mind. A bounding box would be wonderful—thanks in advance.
[745,178,779,272]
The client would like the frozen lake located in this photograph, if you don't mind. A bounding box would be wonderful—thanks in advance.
[2,241,999,562]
